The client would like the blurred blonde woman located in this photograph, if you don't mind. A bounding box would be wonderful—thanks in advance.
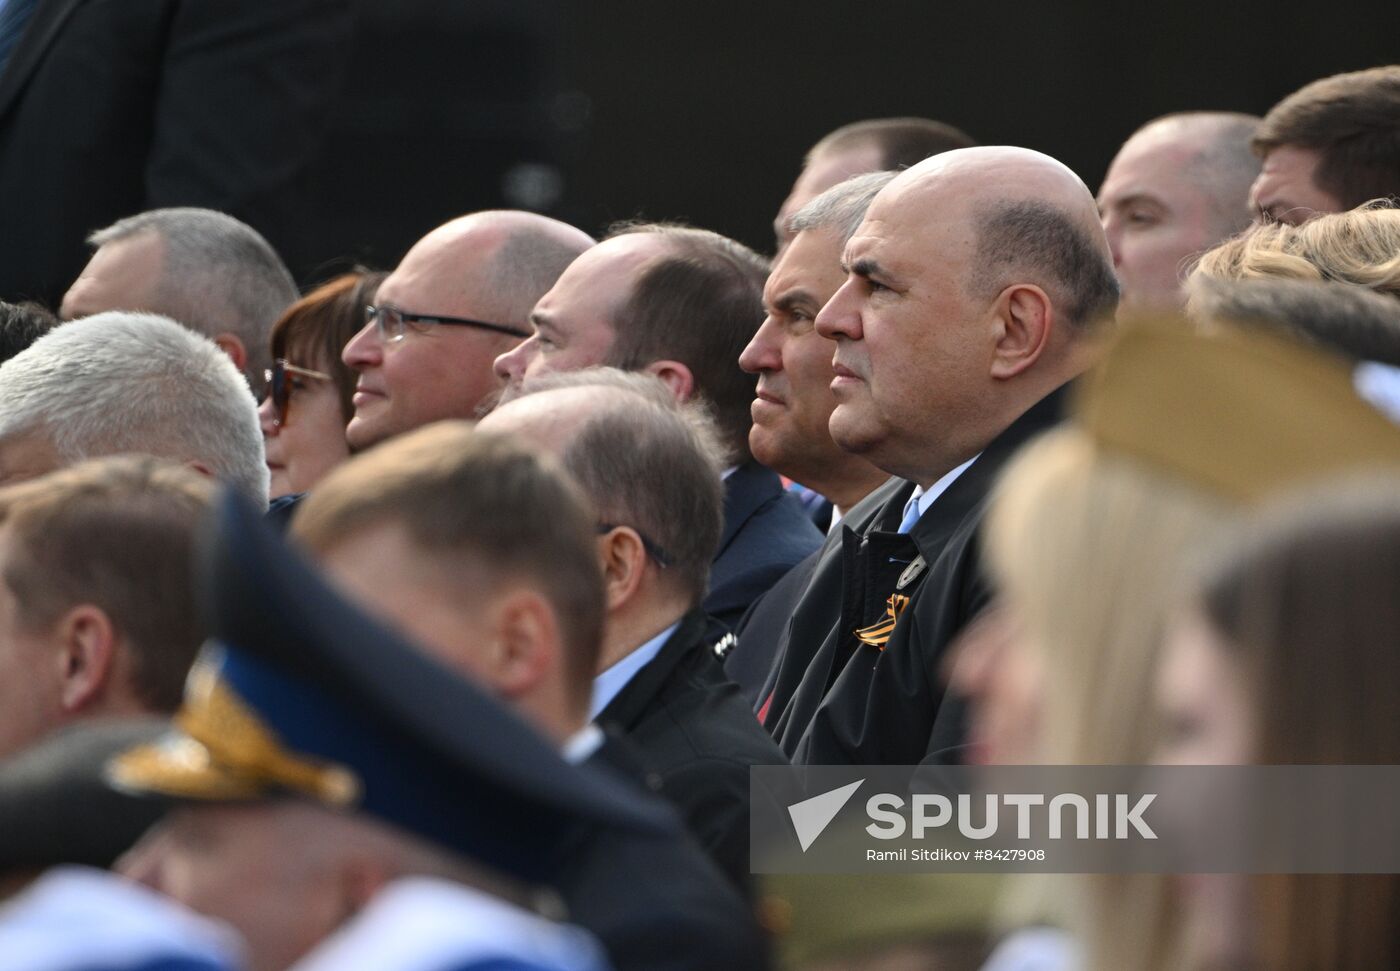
[966,425,1228,971]
[959,319,1400,971]
[1191,200,1400,299]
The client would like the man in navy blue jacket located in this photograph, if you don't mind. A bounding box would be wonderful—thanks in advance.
[494,221,822,632]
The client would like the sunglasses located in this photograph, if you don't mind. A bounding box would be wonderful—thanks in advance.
[263,359,332,428]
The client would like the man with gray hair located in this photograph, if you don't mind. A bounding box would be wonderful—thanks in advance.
[60,208,298,394]
[0,313,268,505]
[729,172,895,697]
[476,369,788,889]
[744,171,895,526]
[1098,112,1261,309]
[341,210,594,451]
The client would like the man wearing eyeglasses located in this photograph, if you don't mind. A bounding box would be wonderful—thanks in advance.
[341,210,593,451]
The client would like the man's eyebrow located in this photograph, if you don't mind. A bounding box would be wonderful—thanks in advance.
[849,257,886,279]
[1104,191,1163,211]
[527,310,553,334]
[770,288,820,314]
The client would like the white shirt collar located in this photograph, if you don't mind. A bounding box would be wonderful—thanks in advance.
[560,724,605,765]
[588,621,680,721]
[826,505,845,535]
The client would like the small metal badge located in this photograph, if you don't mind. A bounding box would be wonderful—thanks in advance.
[896,554,927,590]
[712,632,737,661]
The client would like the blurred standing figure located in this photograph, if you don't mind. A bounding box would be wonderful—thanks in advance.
[0,0,352,308]
[260,270,385,499]
[1098,112,1260,308]
[1250,65,1400,225]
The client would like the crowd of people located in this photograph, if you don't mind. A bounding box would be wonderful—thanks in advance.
[0,57,1397,971]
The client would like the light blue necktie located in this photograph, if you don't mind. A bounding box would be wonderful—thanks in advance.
[897,491,922,534]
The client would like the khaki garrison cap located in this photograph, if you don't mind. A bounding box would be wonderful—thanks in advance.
[1074,319,1400,502]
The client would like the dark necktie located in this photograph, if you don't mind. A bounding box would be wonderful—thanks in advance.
[0,0,40,81]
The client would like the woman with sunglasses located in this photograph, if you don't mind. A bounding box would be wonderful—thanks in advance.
[260,270,386,498]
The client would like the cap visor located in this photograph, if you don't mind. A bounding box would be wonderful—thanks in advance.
[107,733,272,803]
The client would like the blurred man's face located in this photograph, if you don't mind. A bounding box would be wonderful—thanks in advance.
[59,233,164,321]
[739,228,848,483]
[315,521,496,684]
[493,234,668,404]
[121,802,344,971]
[1249,145,1342,226]
[1099,126,1250,309]
[341,230,525,450]
[0,524,64,759]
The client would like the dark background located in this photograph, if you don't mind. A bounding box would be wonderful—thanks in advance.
[294,0,1397,279]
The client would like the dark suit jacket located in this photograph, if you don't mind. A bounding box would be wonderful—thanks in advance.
[0,0,352,305]
[562,732,771,971]
[596,609,789,891]
[705,461,823,634]
[754,386,1068,765]
[725,544,823,704]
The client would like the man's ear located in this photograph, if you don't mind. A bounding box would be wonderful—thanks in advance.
[640,359,695,402]
[55,605,117,714]
[211,333,248,374]
[990,284,1054,380]
[488,588,561,701]
[597,526,649,614]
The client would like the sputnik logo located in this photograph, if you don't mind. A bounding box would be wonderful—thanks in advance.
[787,779,864,852]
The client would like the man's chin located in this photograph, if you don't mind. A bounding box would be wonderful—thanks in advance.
[345,416,391,452]
[828,406,881,457]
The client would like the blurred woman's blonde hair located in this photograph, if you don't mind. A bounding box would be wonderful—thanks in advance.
[1191,200,1400,300]
[983,425,1235,971]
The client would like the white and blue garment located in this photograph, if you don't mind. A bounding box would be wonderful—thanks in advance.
[0,866,244,971]
[291,877,613,971]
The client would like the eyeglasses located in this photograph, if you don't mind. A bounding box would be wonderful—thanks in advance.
[263,359,332,428]
[597,523,673,568]
[365,304,531,343]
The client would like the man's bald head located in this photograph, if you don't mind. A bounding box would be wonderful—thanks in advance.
[479,369,726,608]
[341,211,592,449]
[814,147,1117,485]
[1099,112,1261,308]
[880,146,1118,328]
[395,211,595,325]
